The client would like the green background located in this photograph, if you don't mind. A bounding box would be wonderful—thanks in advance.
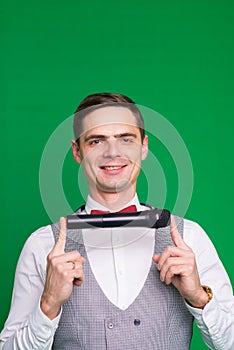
[1,0,233,348]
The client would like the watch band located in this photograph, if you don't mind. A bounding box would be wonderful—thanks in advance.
[202,285,213,303]
[186,285,213,309]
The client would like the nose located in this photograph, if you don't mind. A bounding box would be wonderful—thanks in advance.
[103,140,121,158]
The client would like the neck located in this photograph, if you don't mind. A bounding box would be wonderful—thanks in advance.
[89,186,136,211]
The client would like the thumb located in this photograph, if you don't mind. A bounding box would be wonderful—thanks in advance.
[52,217,67,255]
[152,254,160,263]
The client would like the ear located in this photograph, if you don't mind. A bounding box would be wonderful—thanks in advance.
[71,139,82,164]
[141,135,148,160]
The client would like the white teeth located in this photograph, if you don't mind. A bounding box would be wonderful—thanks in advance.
[104,166,122,170]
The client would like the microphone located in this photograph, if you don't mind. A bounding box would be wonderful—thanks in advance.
[67,209,170,230]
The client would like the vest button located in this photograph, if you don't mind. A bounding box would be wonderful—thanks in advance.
[134,319,141,326]
[108,323,114,329]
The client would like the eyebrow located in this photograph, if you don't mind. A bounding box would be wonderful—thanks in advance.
[84,133,137,143]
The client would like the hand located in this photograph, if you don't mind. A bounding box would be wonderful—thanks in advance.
[40,217,86,319]
[152,216,209,308]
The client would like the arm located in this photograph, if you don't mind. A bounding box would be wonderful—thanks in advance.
[183,219,234,350]
[0,226,60,350]
[153,216,234,350]
[0,218,85,349]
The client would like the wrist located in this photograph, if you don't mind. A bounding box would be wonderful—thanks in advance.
[40,295,61,320]
[186,285,213,309]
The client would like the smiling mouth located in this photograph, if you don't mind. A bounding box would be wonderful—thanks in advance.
[100,165,127,170]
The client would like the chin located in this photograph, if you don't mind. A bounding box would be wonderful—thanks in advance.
[98,179,131,193]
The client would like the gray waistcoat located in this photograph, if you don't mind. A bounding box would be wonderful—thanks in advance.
[51,209,193,350]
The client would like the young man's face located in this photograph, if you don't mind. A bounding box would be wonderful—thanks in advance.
[72,106,148,199]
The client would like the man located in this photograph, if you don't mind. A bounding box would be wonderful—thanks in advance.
[0,92,233,349]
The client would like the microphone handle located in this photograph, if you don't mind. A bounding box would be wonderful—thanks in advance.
[67,209,170,229]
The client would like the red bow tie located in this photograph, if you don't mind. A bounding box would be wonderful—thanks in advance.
[91,205,137,215]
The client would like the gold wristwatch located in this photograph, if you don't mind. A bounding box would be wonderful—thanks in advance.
[202,285,213,303]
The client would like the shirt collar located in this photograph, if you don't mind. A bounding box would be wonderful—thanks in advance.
[85,194,145,214]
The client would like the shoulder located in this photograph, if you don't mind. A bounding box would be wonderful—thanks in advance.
[182,218,233,296]
[23,224,55,253]
[16,224,55,279]
[182,217,219,259]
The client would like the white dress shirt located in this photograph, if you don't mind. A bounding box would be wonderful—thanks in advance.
[0,195,233,350]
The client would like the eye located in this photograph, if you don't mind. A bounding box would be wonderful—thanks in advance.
[89,139,101,145]
[122,138,134,143]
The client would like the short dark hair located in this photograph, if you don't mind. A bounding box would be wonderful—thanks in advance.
[73,92,145,145]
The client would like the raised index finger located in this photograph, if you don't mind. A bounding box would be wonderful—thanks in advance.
[52,217,67,255]
[170,215,188,249]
